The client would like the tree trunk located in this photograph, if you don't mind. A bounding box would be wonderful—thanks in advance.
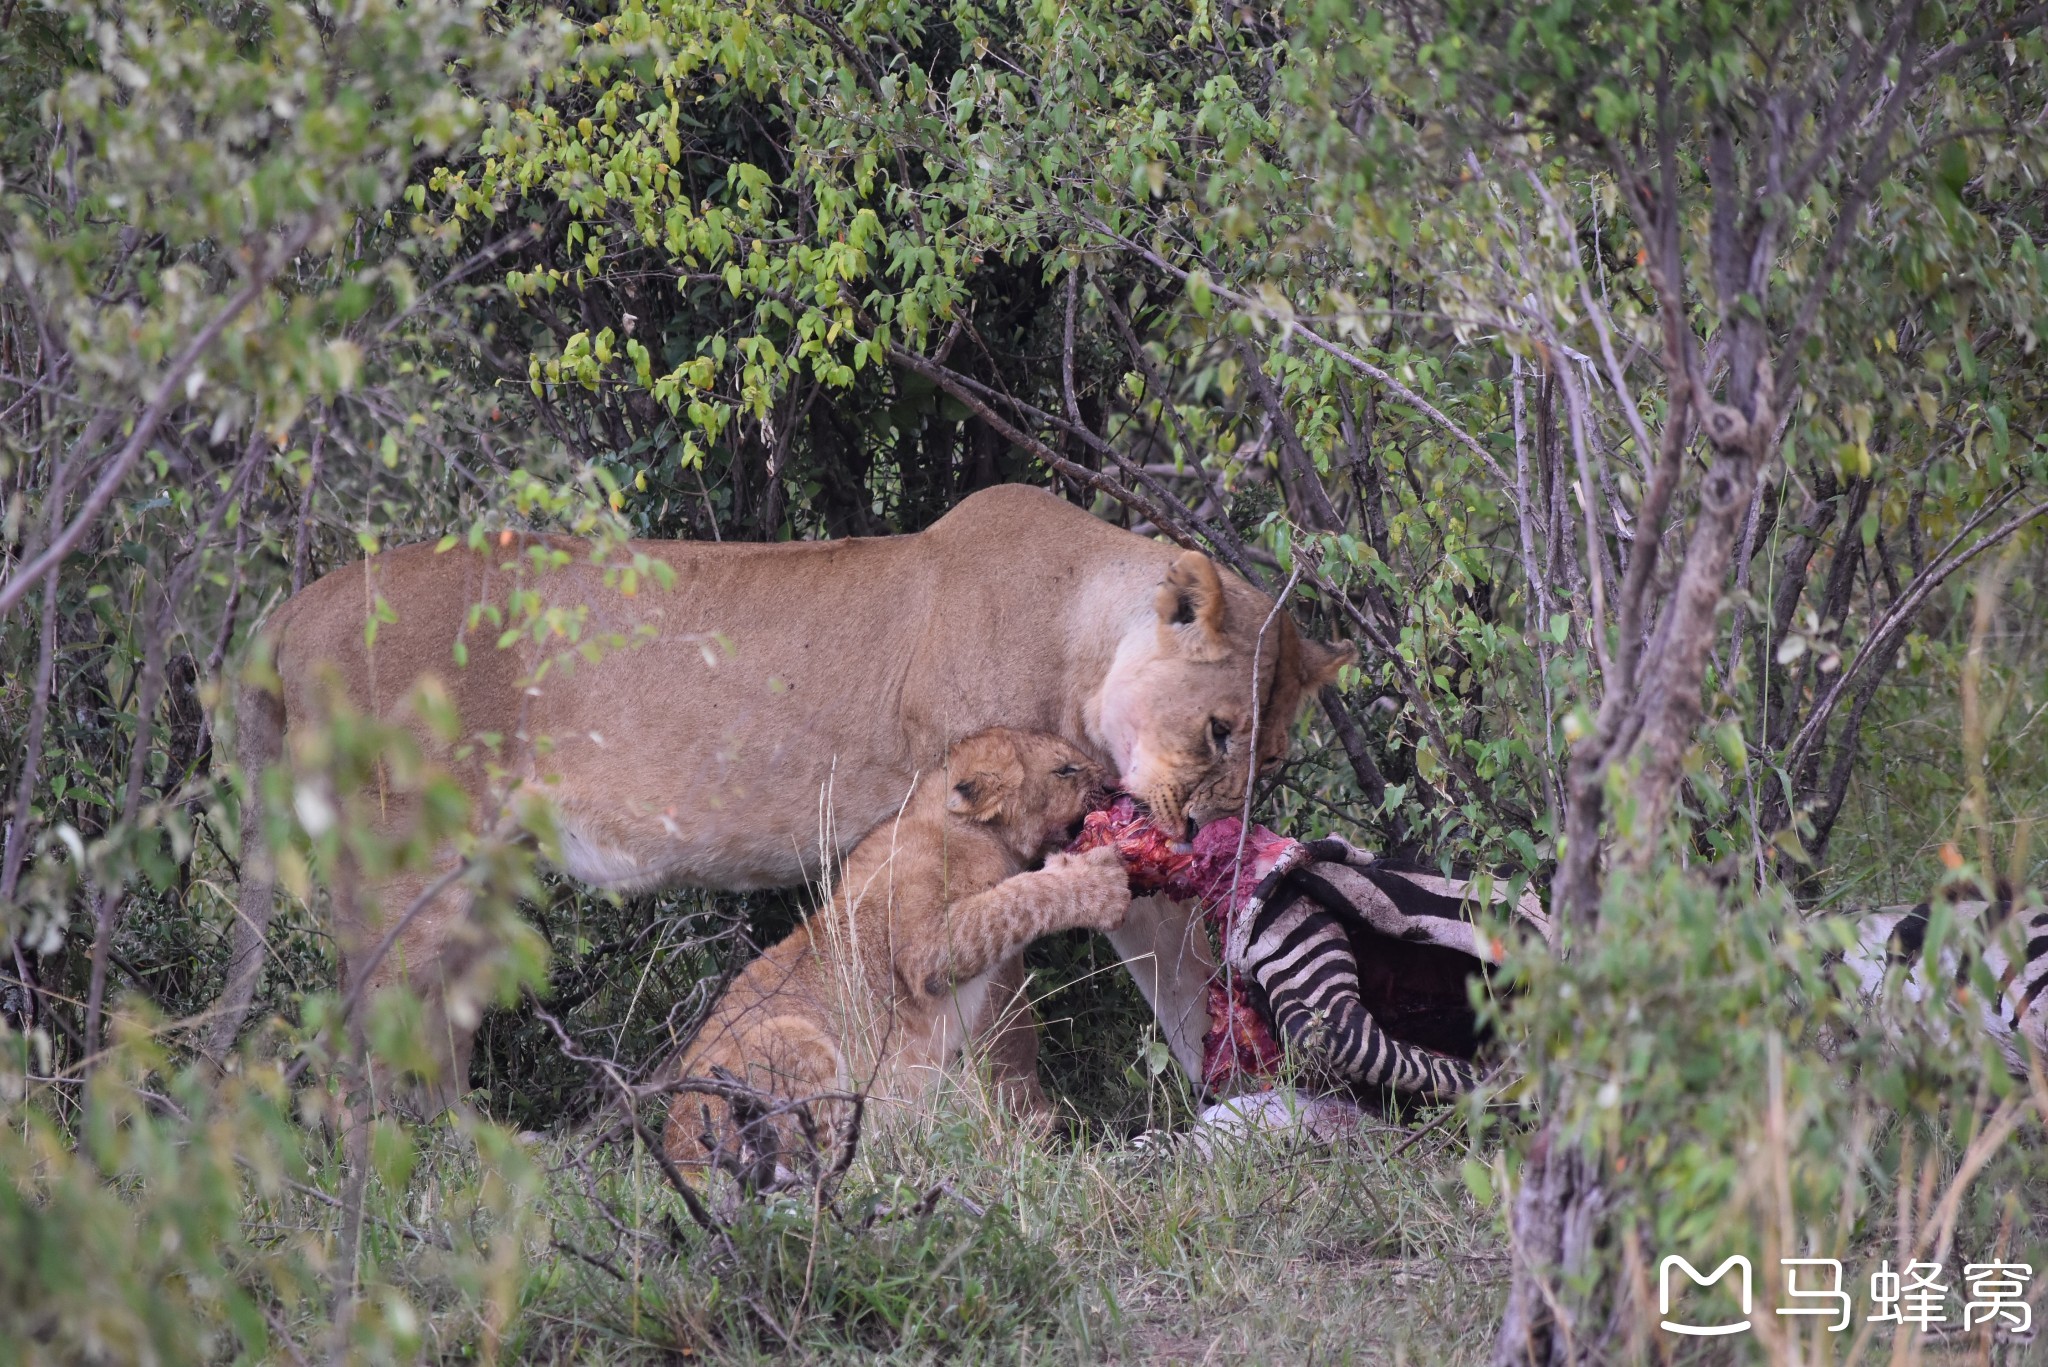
[1493,1130,1607,1367]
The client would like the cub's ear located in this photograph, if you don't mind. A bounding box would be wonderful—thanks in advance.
[945,774,1001,821]
[1155,551,1228,662]
[1300,636,1357,689]
[944,731,1024,823]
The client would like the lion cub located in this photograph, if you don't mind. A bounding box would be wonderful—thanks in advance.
[662,727,1130,1188]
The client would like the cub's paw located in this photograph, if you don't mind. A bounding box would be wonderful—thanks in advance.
[1043,843,1127,879]
[1050,844,1133,931]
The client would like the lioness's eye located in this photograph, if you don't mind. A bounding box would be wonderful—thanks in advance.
[1208,717,1233,751]
[1053,764,1081,778]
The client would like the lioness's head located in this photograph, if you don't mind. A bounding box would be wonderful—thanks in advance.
[1094,551,1354,835]
[944,728,1112,862]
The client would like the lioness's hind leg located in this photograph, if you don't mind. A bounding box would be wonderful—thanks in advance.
[340,843,482,1119]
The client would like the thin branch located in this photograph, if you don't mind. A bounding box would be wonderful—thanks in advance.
[1293,556,1535,830]
[1061,267,1083,430]
[1079,216,1515,492]
[292,415,326,595]
[529,1000,728,1236]
[0,223,314,621]
[1782,497,2048,775]
[84,583,171,1060]
[0,558,61,905]
[1318,685,1389,813]
[884,344,1200,551]
[84,427,268,1057]
[1520,167,1658,479]
[1551,363,1614,682]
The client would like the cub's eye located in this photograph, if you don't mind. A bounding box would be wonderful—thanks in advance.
[1053,764,1081,778]
[1208,717,1233,751]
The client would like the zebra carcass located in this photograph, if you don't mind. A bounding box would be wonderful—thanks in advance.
[1070,797,1548,1104]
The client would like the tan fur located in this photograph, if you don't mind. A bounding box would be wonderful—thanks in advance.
[661,729,1127,1187]
[1156,550,1229,663]
[228,484,1351,1110]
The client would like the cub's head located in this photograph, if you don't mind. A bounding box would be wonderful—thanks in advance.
[1094,550,1354,835]
[943,727,1111,863]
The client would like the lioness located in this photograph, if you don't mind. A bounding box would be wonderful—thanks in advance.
[663,727,1129,1188]
[217,484,1350,1111]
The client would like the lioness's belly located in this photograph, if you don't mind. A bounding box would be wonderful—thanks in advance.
[286,536,946,890]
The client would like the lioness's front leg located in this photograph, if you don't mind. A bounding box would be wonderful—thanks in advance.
[1102,894,1215,1087]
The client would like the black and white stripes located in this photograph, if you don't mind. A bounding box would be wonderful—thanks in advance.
[1223,838,1537,1100]
[1836,895,2048,1075]
[1235,877,1480,1098]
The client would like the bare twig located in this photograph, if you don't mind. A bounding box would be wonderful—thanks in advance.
[0,563,60,905]
[885,344,1201,550]
[1782,498,2048,775]
[528,1000,727,1235]
[1080,215,1515,492]
[85,437,271,1061]
[292,416,327,595]
[0,222,316,621]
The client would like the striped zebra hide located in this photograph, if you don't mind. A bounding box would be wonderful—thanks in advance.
[1223,841,1548,1099]
[1071,798,1548,1102]
[1832,894,2048,1075]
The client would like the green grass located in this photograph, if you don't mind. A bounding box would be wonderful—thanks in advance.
[454,919,1507,1365]
[502,1086,1506,1365]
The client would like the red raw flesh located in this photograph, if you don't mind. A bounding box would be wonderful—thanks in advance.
[1068,796,1292,1091]
[1066,796,1193,894]
[1072,794,1491,1100]
[1202,976,1284,1093]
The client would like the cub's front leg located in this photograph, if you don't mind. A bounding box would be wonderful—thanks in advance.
[901,845,1132,1001]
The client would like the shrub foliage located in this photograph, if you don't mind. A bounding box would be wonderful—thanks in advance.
[2,0,2046,1359]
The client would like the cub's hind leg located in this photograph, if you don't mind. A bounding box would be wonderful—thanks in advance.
[977,954,1054,1124]
[664,1014,851,1191]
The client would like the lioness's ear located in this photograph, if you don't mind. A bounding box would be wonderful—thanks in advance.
[1300,636,1356,689]
[1156,551,1228,662]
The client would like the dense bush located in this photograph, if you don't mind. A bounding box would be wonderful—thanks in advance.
[3,0,2046,1359]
